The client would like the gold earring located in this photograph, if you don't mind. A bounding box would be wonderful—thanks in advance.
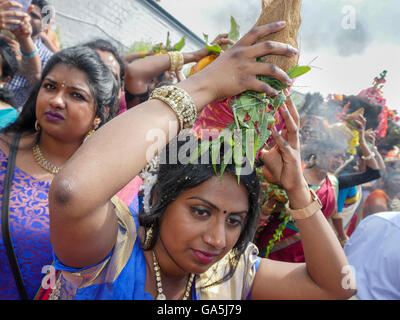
[144,225,154,249]
[83,129,96,143]
[35,120,41,132]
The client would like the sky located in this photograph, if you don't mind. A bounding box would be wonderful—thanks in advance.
[158,0,400,112]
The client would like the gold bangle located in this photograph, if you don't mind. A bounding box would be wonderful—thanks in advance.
[361,152,375,161]
[149,85,197,130]
[167,51,184,71]
[287,189,323,220]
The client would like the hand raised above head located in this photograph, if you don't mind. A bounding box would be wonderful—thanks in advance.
[259,97,304,193]
[0,7,27,30]
[0,0,22,11]
[193,21,298,103]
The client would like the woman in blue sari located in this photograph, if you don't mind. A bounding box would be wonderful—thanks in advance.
[48,22,356,300]
[0,46,119,300]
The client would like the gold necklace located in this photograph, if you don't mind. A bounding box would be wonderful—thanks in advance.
[152,251,195,300]
[32,144,61,174]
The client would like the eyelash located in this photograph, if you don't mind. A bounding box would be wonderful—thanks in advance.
[42,83,86,101]
[189,207,244,227]
[42,83,55,90]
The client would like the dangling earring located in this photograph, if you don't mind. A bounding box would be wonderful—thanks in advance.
[83,129,96,143]
[35,120,41,132]
[144,225,154,249]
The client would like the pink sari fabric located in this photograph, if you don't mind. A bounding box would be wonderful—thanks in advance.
[116,176,143,208]
[256,177,337,262]
[118,91,127,115]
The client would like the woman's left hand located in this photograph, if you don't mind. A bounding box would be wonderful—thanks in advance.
[259,97,305,193]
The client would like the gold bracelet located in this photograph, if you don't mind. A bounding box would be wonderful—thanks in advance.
[149,85,197,130]
[361,152,375,161]
[287,189,323,220]
[167,51,184,71]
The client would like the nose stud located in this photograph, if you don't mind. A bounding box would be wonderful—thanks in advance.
[61,81,66,88]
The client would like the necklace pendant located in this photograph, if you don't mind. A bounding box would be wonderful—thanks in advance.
[156,293,167,300]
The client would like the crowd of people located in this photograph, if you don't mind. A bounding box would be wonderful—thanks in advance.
[0,0,399,301]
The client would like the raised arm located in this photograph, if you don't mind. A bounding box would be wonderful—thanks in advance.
[49,22,297,269]
[124,34,234,95]
[0,3,41,86]
[252,98,356,300]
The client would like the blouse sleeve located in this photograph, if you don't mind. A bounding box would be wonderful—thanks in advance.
[51,197,137,299]
[338,167,381,190]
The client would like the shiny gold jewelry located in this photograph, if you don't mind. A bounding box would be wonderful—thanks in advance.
[361,152,375,161]
[83,129,96,143]
[35,120,41,132]
[152,251,194,300]
[144,225,154,249]
[149,85,197,130]
[287,189,322,220]
[32,144,60,174]
[167,51,184,72]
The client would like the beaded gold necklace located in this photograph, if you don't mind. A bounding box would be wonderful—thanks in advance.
[32,144,60,174]
[152,251,194,300]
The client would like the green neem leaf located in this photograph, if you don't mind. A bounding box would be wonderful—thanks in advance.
[287,65,311,79]
[203,33,222,54]
[257,75,288,91]
[189,140,210,164]
[220,144,233,178]
[273,93,287,109]
[173,37,186,51]
[166,31,171,50]
[228,16,240,42]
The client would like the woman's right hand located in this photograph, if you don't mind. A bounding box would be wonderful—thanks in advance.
[189,21,298,103]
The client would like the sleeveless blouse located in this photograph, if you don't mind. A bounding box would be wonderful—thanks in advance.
[0,148,52,299]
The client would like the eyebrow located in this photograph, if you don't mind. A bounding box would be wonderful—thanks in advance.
[30,11,41,19]
[44,78,91,98]
[187,197,248,215]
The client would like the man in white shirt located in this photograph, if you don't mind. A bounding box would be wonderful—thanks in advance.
[344,211,400,299]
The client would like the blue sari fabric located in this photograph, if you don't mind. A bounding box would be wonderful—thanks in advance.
[52,197,261,300]
[0,149,52,300]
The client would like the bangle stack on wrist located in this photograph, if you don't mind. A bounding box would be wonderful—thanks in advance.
[361,152,375,161]
[19,45,38,58]
[167,51,184,72]
[149,85,197,130]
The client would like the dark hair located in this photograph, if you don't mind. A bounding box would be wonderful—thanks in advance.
[32,0,49,11]
[0,38,18,106]
[83,39,125,85]
[139,135,260,287]
[3,46,119,135]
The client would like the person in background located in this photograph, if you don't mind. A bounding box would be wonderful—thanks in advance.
[83,39,126,113]
[362,147,400,217]
[39,4,60,53]
[3,0,53,109]
[0,36,18,129]
[124,34,234,109]
[83,39,142,209]
[344,211,400,300]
